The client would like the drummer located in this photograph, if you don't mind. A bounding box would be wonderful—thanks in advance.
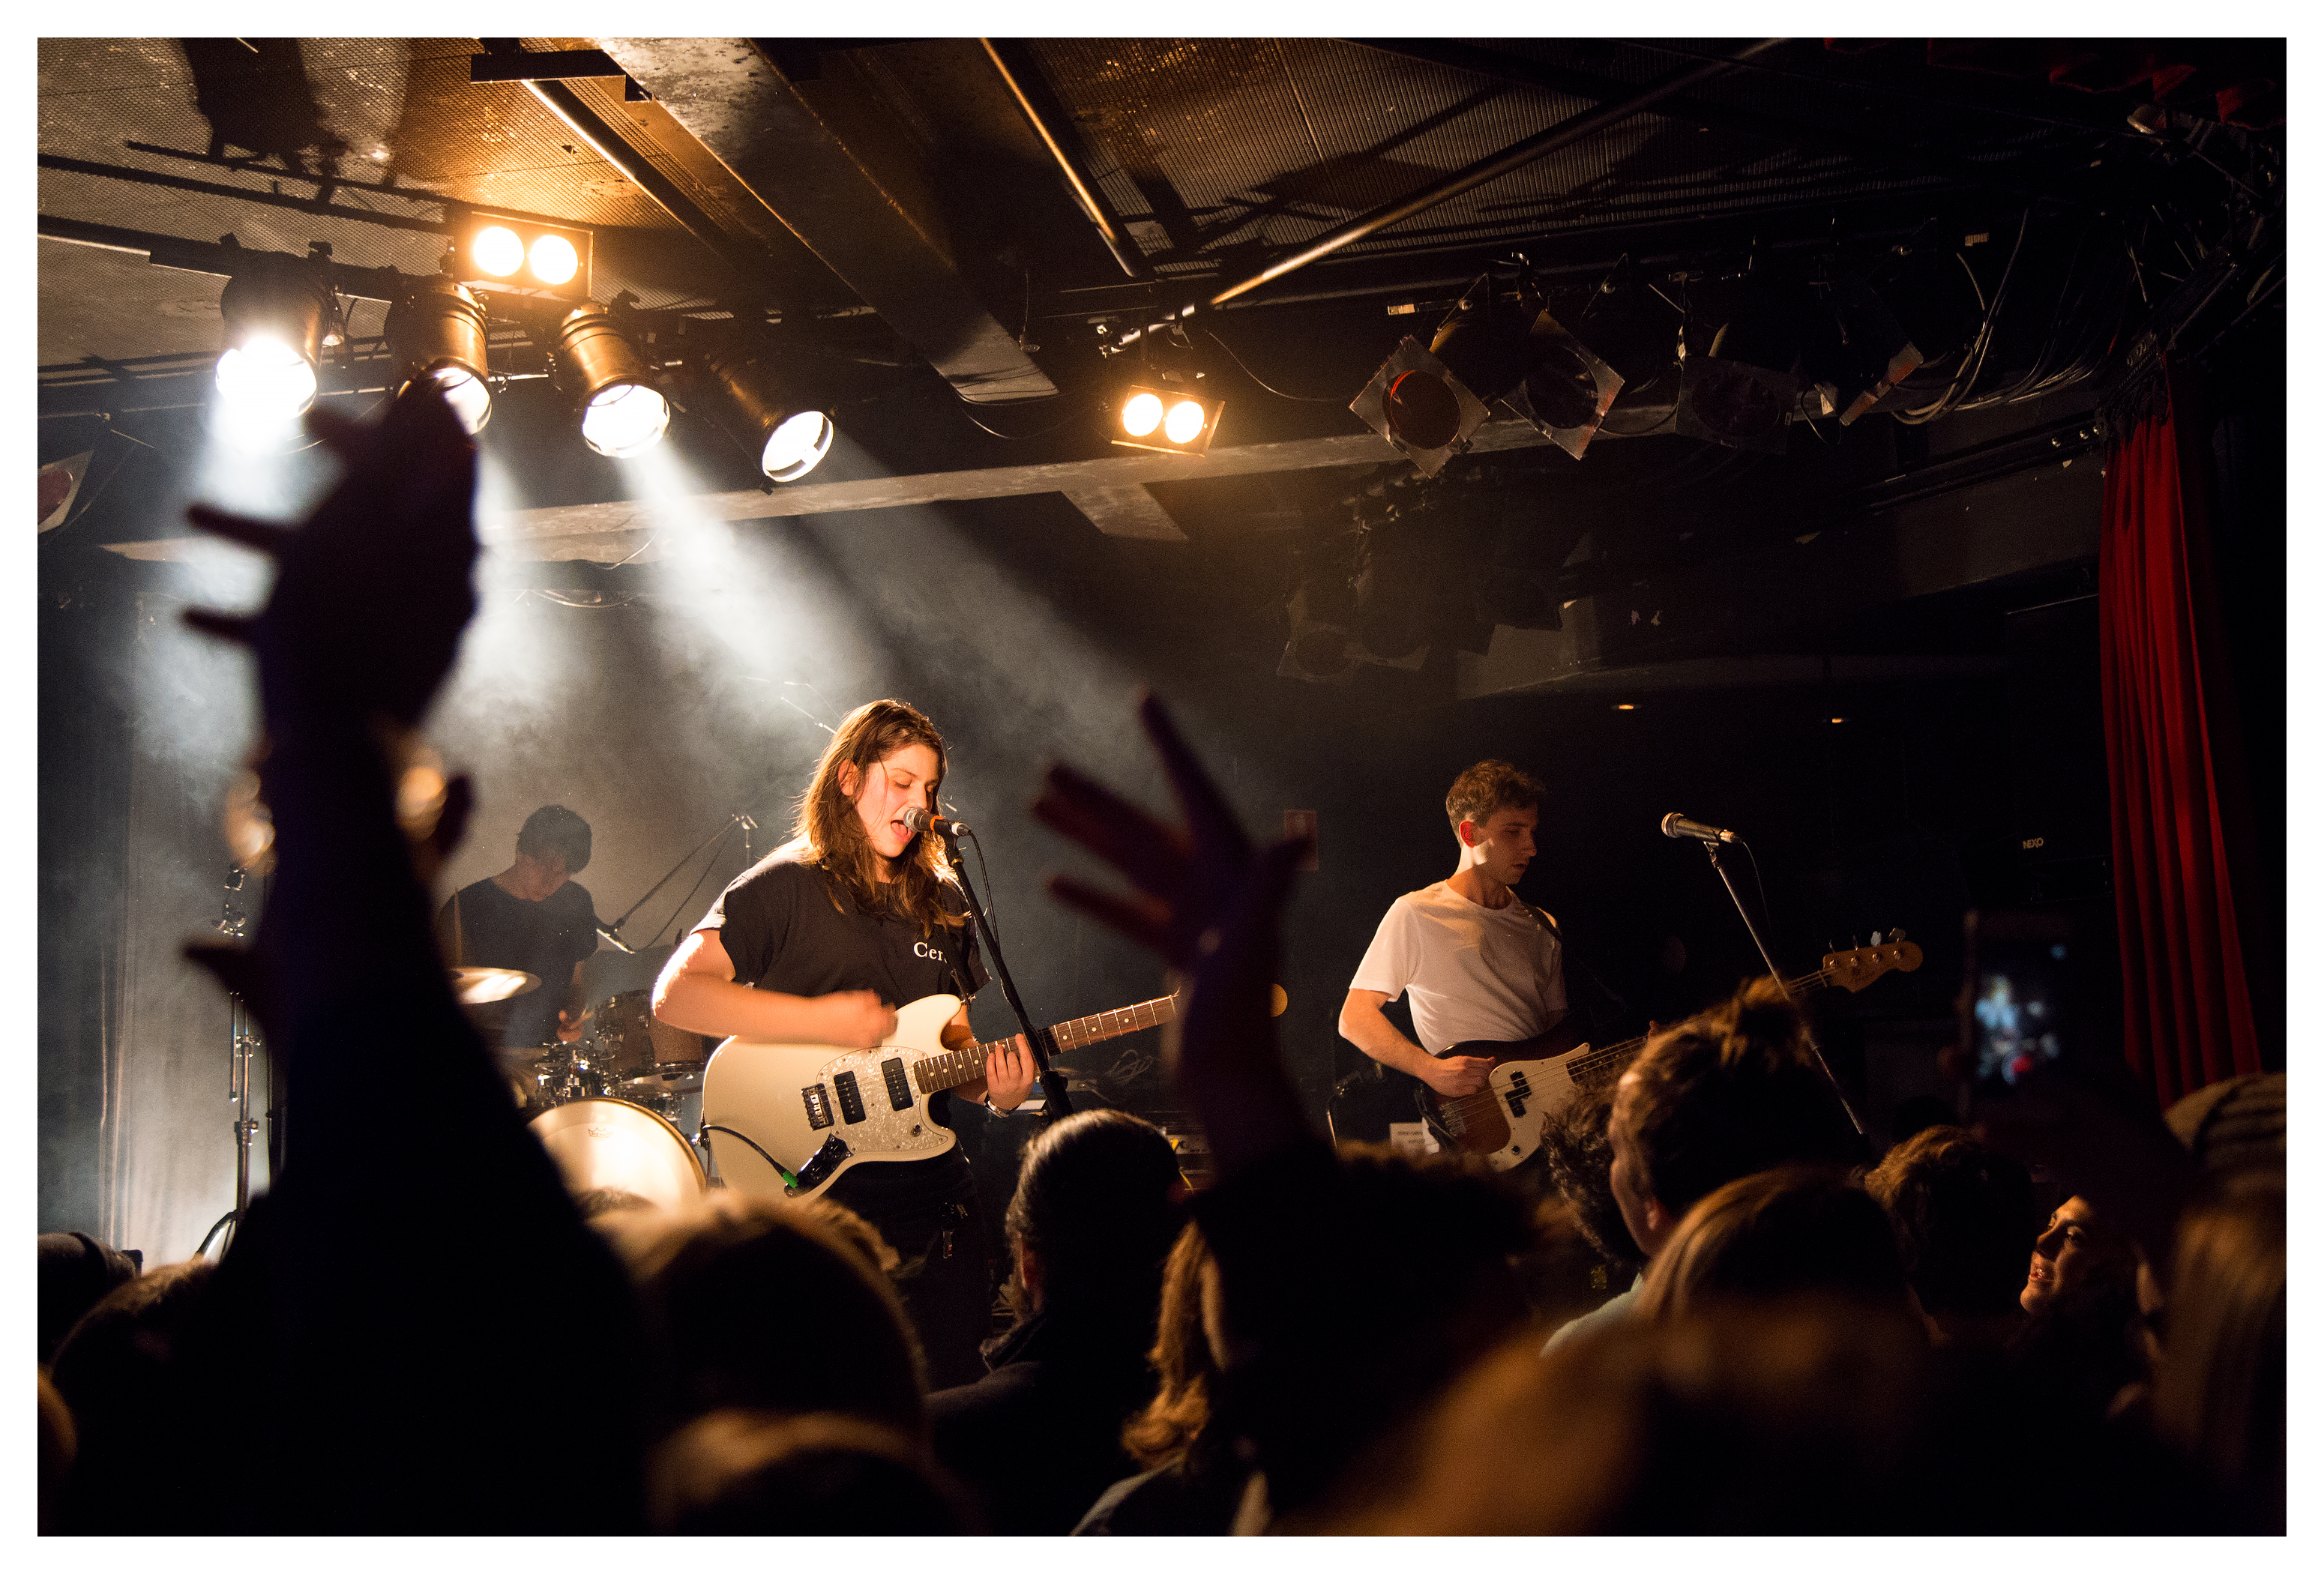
[436,805,602,1047]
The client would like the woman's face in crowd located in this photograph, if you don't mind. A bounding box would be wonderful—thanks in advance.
[847,743,939,865]
[2021,1195,2101,1313]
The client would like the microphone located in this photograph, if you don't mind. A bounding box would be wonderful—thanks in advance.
[1661,812,1741,845]
[900,806,969,839]
[595,923,637,956]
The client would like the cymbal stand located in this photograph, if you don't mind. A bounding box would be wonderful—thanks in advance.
[195,866,262,1259]
[602,811,758,948]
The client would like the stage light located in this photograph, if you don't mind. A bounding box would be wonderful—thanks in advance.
[694,338,837,483]
[1111,382,1221,456]
[472,225,524,277]
[215,262,335,426]
[1121,391,1163,438]
[385,278,493,435]
[454,212,593,299]
[1677,274,1812,453]
[1354,277,1622,471]
[550,303,668,459]
[529,233,580,286]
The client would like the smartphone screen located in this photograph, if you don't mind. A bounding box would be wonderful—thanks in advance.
[1961,909,2074,1089]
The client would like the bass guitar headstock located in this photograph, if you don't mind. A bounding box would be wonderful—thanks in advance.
[1817,934,1924,993]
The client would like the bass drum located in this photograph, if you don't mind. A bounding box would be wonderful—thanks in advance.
[529,1097,706,1212]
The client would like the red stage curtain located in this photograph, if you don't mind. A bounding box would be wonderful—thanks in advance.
[2098,361,2265,1107]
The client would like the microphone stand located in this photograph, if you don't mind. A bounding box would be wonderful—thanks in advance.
[195,865,263,1260]
[601,810,759,950]
[932,823,1074,1125]
[1698,838,1866,1137]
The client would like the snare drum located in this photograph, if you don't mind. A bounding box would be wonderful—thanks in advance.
[529,1097,706,1211]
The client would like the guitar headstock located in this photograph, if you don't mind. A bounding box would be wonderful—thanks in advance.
[1818,936,1924,992]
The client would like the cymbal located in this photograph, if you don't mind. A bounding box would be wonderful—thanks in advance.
[451,967,541,1005]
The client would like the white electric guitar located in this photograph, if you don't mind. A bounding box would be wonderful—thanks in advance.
[700,992,1177,1199]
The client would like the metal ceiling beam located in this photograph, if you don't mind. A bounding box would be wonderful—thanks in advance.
[978,39,1147,280]
[596,37,1057,405]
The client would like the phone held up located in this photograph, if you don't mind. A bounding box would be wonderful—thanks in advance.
[1957,907,2077,1110]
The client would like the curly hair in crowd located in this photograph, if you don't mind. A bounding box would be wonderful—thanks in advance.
[1864,1124,2036,1323]
[1538,1082,1646,1274]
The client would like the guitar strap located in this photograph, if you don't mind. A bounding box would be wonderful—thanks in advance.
[1517,902,1629,1021]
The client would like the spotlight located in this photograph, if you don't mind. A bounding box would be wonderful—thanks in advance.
[1112,383,1222,456]
[1349,337,1487,477]
[1352,276,1622,471]
[549,303,668,458]
[695,338,836,483]
[216,261,336,425]
[1578,268,1686,434]
[1277,582,1358,684]
[1120,391,1163,438]
[529,234,580,287]
[385,278,493,435]
[1676,273,1812,453]
[454,212,593,299]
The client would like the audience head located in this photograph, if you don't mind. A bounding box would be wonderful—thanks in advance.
[648,1409,975,1534]
[622,1192,925,1438]
[38,1231,142,1366]
[1120,1222,1225,1471]
[2152,1170,2284,1532]
[2020,1194,2132,1315]
[1538,1083,1645,1276]
[1317,1296,1935,1534]
[48,1258,217,1531]
[517,803,591,875]
[1636,1166,1911,1323]
[1865,1124,2037,1327]
[38,1369,75,1535]
[1003,1109,1185,1327]
[1607,977,1862,1258]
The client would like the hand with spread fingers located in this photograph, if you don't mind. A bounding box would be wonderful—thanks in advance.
[1033,691,1313,1175]
[185,384,478,734]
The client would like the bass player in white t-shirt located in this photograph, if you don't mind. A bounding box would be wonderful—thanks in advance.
[1340,759,1572,1099]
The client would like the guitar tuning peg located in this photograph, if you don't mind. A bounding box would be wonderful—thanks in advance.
[1870,929,1883,945]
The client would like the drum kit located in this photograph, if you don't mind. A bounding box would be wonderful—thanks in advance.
[451,967,708,1206]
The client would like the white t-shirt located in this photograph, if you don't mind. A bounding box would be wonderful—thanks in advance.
[1349,881,1568,1055]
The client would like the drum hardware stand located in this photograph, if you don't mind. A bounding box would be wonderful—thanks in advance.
[195,865,264,1260]
[1695,837,1864,1137]
[931,818,1074,1125]
[601,811,759,950]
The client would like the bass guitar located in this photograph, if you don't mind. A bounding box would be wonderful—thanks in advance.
[1400,939,1923,1171]
[700,992,1178,1199]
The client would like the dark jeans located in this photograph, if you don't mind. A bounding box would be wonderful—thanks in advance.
[828,1151,996,1389]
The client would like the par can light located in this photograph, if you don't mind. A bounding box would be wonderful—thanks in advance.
[1110,383,1221,456]
[698,340,836,483]
[551,303,668,458]
[385,278,494,435]
[216,262,334,424]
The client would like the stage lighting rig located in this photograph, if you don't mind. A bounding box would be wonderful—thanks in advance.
[215,256,341,426]
[385,277,494,435]
[690,337,835,483]
[451,211,593,301]
[547,302,669,458]
[1106,326,1223,456]
[1352,275,1622,474]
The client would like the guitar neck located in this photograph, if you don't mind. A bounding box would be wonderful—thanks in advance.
[1559,964,1837,1091]
[912,994,1179,1095]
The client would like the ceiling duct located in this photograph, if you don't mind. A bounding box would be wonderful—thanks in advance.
[595,37,1056,404]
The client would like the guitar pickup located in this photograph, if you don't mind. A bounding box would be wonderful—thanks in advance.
[881,1057,914,1112]
[832,1070,867,1124]
[801,1084,834,1130]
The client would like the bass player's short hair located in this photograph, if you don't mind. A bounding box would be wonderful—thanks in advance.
[1445,759,1545,833]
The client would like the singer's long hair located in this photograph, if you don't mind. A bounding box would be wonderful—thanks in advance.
[793,699,963,937]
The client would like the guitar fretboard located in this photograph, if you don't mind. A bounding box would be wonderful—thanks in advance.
[910,995,1178,1095]
[1556,963,1845,1091]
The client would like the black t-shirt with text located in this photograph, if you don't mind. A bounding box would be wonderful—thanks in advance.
[699,844,988,1007]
